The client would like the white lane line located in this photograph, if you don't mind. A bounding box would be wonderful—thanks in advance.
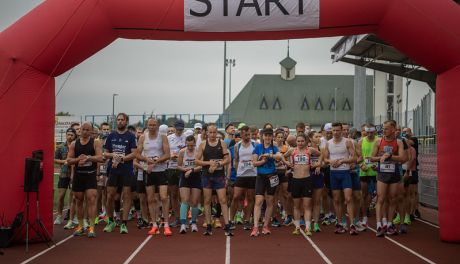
[299,230,333,264]
[368,227,436,264]
[415,218,439,229]
[123,235,152,264]
[225,236,231,264]
[20,235,73,264]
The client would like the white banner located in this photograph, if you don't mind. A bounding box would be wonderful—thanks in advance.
[185,0,320,32]
[55,116,80,143]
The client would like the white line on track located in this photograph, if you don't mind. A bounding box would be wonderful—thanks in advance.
[123,235,152,264]
[20,235,73,264]
[368,227,436,264]
[415,218,439,229]
[225,236,231,264]
[299,230,333,264]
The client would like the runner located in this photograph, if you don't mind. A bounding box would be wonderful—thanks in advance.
[195,123,233,236]
[95,122,110,225]
[308,131,324,233]
[251,128,282,237]
[167,120,187,227]
[136,118,172,236]
[273,129,289,227]
[224,123,236,145]
[295,122,305,135]
[177,135,202,234]
[371,120,407,237]
[66,122,103,238]
[323,122,358,235]
[230,126,257,231]
[402,127,420,220]
[54,128,77,226]
[103,113,137,235]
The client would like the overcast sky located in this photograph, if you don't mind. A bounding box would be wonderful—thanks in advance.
[1,0,431,120]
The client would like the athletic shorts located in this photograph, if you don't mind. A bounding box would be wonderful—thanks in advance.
[330,170,352,190]
[277,170,288,183]
[403,170,419,187]
[179,172,202,189]
[107,168,134,189]
[137,180,146,194]
[130,173,137,192]
[145,171,168,186]
[167,169,181,186]
[235,176,256,189]
[255,174,278,196]
[58,177,71,189]
[310,170,324,189]
[350,171,361,191]
[290,177,313,199]
[377,172,401,184]
[201,170,226,190]
[360,176,377,183]
[72,172,97,192]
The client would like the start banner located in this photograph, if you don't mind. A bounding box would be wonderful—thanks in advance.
[185,0,320,32]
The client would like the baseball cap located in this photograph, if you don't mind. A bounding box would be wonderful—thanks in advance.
[184,129,194,137]
[159,124,168,135]
[261,128,274,135]
[66,128,77,135]
[237,123,246,129]
[194,123,203,129]
[174,120,185,130]
[324,123,332,132]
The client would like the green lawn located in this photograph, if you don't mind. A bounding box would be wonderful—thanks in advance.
[53,171,70,213]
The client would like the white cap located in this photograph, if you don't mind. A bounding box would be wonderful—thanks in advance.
[159,124,168,135]
[324,123,332,132]
[184,129,194,137]
[194,123,203,129]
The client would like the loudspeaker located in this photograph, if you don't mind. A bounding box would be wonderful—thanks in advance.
[24,158,40,192]
[32,150,44,182]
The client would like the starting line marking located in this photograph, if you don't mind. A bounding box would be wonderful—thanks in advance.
[299,230,333,264]
[20,235,73,264]
[123,235,152,264]
[415,218,440,229]
[225,235,231,264]
[368,227,436,264]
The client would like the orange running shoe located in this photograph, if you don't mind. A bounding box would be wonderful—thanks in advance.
[262,226,271,235]
[148,226,159,235]
[250,226,259,237]
[164,226,172,236]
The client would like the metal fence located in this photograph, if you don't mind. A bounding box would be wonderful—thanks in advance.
[417,136,438,208]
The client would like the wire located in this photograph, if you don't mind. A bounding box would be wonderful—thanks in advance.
[55,68,75,98]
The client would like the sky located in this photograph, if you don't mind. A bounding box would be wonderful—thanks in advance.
[0,0,431,120]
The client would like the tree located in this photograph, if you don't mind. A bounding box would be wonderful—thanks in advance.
[56,111,71,116]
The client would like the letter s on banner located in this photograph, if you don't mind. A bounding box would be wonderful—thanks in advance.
[184,0,320,32]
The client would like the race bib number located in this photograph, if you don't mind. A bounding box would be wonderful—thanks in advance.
[380,163,396,173]
[137,169,144,181]
[269,175,279,188]
[240,160,254,170]
[294,155,309,165]
[184,159,196,168]
[211,159,223,170]
[100,164,107,174]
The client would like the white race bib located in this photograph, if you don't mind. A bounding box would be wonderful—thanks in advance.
[294,155,309,165]
[380,163,396,173]
[269,175,279,188]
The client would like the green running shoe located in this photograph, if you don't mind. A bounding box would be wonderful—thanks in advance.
[103,221,116,233]
[404,214,411,225]
[313,222,321,232]
[120,223,128,234]
[393,213,401,225]
[235,212,243,225]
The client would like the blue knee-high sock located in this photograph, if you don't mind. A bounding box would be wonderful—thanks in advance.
[180,203,189,225]
[191,207,200,224]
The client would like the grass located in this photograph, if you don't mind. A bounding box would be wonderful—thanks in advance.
[53,171,70,213]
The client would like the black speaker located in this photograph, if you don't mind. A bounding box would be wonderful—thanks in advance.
[32,150,44,182]
[24,158,40,192]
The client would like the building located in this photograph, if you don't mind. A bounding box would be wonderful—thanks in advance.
[224,55,374,128]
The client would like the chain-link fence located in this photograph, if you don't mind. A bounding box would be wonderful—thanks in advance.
[417,136,437,208]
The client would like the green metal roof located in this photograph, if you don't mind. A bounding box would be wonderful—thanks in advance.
[279,56,297,70]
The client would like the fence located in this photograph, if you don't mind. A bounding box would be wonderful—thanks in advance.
[417,136,438,208]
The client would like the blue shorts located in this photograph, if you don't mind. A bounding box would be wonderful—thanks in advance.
[351,171,361,191]
[310,170,324,189]
[330,170,352,190]
[201,171,226,190]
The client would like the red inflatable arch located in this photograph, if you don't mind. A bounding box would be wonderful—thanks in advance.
[0,0,459,242]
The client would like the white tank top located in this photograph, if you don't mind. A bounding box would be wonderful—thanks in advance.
[236,141,257,177]
[328,138,350,171]
[143,132,167,172]
[183,149,196,169]
[168,133,186,169]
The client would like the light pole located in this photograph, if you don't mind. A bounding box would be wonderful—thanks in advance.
[112,93,118,129]
[405,79,411,127]
[223,41,227,114]
[226,58,236,105]
[334,87,340,122]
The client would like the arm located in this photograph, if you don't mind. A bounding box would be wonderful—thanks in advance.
[253,153,266,167]
[356,139,364,163]
[233,144,239,168]
[389,140,408,163]
[339,140,357,165]
[66,142,79,165]
[88,139,103,163]
[370,138,382,162]
[156,135,171,163]
[195,142,211,167]
[220,140,231,167]
[322,143,332,164]
[136,135,147,162]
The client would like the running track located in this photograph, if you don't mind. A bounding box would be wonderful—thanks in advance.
[2,215,459,264]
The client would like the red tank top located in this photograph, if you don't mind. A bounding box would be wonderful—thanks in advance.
[291,148,311,166]
[378,138,399,156]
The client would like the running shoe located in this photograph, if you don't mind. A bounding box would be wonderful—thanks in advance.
[224,224,234,236]
[191,223,198,232]
[321,218,330,226]
[283,215,293,226]
[64,209,70,221]
[243,221,252,231]
[73,225,85,236]
[214,218,223,228]
[229,221,236,230]
[235,212,243,225]
[94,217,100,226]
[355,222,366,232]
[334,224,345,234]
[164,226,172,236]
[399,224,408,234]
[292,227,301,235]
[203,224,213,236]
[349,224,358,235]
[180,224,187,234]
[393,213,401,225]
[305,228,312,237]
[120,223,128,234]
[103,221,116,233]
[329,215,338,225]
[250,227,259,237]
[404,214,412,225]
[414,209,421,219]
[54,215,62,225]
[170,220,179,228]
[261,226,271,235]
[63,221,76,230]
[148,226,159,235]
[385,224,397,236]
[88,226,96,238]
[271,217,281,227]
[376,226,385,237]
[313,222,321,233]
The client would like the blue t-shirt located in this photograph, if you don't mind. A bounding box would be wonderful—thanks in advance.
[104,131,137,173]
[252,143,279,175]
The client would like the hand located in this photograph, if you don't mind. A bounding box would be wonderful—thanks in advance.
[380,154,389,164]
[185,169,192,178]
[331,160,339,168]
[403,171,410,181]
[77,155,88,166]
[360,163,368,171]
[350,163,356,170]
[315,167,321,175]
[147,164,154,173]
[285,162,293,168]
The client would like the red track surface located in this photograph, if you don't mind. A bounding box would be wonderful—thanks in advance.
[2,215,459,264]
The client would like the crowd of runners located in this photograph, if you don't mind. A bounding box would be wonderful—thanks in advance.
[54,114,421,239]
